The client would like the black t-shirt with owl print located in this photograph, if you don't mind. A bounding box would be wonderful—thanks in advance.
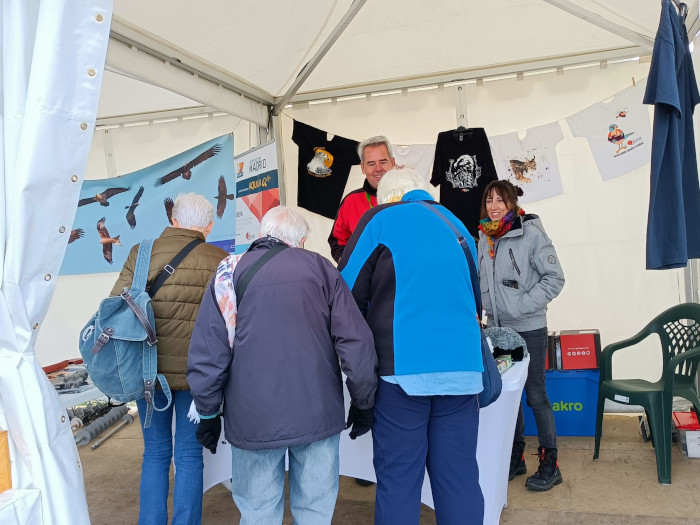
[430,128,497,238]
[292,120,360,219]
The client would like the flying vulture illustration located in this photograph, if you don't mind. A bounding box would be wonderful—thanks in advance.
[125,186,145,229]
[68,228,84,244]
[164,197,174,225]
[153,144,222,187]
[96,217,121,264]
[215,175,235,219]
[78,186,131,207]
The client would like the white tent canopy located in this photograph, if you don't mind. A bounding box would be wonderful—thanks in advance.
[100,0,699,123]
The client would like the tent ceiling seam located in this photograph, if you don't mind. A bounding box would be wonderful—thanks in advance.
[273,0,367,115]
[276,0,345,96]
[541,0,655,49]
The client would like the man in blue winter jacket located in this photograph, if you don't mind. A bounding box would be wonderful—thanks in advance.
[340,168,485,525]
[187,205,377,524]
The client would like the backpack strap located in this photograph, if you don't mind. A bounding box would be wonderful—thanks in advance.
[148,238,203,299]
[118,239,158,346]
[416,201,482,316]
[132,239,154,292]
[235,244,288,308]
[129,239,174,427]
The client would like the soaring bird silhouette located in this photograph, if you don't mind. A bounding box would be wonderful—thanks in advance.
[215,175,235,219]
[164,197,174,225]
[78,186,131,207]
[125,186,145,229]
[96,217,121,264]
[153,144,222,187]
[68,228,84,244]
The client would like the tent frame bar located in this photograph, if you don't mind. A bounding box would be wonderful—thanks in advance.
[272,0,367,115]
[284,45,648,105]
[109,17,274,106]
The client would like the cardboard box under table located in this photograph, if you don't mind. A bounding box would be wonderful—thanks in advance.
[522,369,600,437]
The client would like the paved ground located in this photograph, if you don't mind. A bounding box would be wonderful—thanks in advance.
[79,414,700,524]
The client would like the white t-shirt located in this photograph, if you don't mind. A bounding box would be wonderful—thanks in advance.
[566,79,651,181]
[393,143,439,199]
[392,144,436,184]
[489,122,565,203]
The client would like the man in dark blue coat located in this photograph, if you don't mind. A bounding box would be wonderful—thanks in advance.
[187,205,377,524]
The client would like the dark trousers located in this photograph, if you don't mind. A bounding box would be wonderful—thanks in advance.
[514,327,558,449]
[372,381,483,525]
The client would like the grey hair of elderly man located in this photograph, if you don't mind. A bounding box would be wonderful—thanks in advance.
[171,192,215,238]
[377,168,429,204]
[260,205,309,248]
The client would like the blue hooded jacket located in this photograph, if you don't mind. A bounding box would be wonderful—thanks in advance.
[339,190,482,380]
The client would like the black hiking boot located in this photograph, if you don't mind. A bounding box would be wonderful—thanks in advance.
[525,446,562,491]
[354,478,374,487]
[509,443,527,481]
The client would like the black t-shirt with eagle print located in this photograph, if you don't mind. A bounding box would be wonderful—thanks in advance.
[430,127,498,238]
[293,120,360,219]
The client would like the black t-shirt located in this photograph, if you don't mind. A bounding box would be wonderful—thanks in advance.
[430,128,497,237]
[292,120,360,219]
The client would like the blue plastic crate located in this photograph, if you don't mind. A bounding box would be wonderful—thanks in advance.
[522,369,600,437]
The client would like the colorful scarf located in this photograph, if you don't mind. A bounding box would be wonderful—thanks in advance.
[478,207,525,259]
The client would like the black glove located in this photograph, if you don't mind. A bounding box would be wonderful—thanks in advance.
[346,405,374,440]
[196,415,221,454]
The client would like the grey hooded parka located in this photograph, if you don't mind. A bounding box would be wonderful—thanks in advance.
[477,214,564,331]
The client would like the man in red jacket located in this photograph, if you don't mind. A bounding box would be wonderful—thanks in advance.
[328,135,395,264]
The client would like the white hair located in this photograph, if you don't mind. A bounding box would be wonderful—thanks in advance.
[260,206,309,246]
[377,168,428,204]
[172,193,214,228]
[357,135,394,163]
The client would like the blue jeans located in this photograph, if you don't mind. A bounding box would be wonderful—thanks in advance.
[136,389,203,525]
[514,327,557,449]
[230,434,340,525]
[372,381,483,525]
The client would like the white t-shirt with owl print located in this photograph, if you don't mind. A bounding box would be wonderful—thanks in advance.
[489,122,565,203]
[566,79,651,182]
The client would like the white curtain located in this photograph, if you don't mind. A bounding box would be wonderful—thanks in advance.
[0,1,112,523]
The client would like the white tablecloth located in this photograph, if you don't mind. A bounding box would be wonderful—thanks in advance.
[0,489,42,524]
[203,358,528,525]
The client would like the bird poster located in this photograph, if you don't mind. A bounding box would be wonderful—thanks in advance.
[61,134,235,275]
[234,141,280,254]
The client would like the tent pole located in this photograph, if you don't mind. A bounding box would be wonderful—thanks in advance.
[273,0,367,115]
[455,85,468,128]
[268,114,287,206]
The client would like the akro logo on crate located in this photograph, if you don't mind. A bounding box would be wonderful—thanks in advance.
[552,400,584,412]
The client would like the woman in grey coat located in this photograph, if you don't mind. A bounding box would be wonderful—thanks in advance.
[477,180,565,492]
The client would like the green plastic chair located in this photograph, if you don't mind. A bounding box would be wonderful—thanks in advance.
[593,302,700,484]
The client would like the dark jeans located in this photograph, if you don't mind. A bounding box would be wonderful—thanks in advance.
[514,327,558,450]
[372,381,483,525]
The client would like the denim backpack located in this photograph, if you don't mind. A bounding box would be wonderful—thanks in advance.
[79,239,171,427]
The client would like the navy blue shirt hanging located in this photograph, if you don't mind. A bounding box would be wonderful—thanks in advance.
[644,0,700,270]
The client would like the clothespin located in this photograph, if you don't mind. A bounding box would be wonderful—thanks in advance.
[632,77,636,87]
